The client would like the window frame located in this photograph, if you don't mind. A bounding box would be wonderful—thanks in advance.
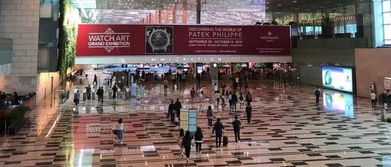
[383,0,391,45]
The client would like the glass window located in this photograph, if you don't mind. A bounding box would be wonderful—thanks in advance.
[384,25,391,40]
[383,0,391,12]
[384,13,391,24]
[383,0,391,45]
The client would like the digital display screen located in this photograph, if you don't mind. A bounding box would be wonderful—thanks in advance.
[323,90,354,118]
[322,66,353,93]
[188,109,198,132]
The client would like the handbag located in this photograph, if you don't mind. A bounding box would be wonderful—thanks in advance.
[112,130,117,135]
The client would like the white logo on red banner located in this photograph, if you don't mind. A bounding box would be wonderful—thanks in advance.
[87,27,131,53]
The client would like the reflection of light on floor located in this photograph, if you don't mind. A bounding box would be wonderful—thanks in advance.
[76,149,94,167]
[382,156,391,166]
[140,145,156,152]
[45,113,62,137]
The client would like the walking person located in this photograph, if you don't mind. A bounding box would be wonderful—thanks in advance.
[228,91,233,111]
[194,127,204,154]
[315,87,321,104]
[214,83,219,94]
[168,100,176,122]
[182,131,193,162]
[112,84,118,99]
[96,87,104,103]
[230,92,238,112]
[199,86,204,101]
[371,91,377,107]
[175,98,182,120]
[178,129,185,157]
[93,74,98,85]
[190,88,196,100]
[220,95,226,111]
[114,118,124,145]
[207,105,213,128]
[245,92,252,106]
[232,116,241,143]
[246,104,252,124]
[74,90,80,106]
[86,85,92,100]
[212,118,224,147]
[239,92,244,109]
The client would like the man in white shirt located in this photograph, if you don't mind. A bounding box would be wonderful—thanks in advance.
[370,91,377,107]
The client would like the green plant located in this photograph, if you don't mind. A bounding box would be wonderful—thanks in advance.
[387,116,391,123]
[59,0,81,78]
[8,106,30,123]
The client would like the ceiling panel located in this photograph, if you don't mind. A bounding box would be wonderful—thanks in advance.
[265,0,369,12]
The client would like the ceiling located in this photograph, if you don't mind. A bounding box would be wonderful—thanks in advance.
[71,0,267,24]
[264,0,370,13]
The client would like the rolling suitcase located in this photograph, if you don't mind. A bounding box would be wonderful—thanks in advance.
[223,136,228,146]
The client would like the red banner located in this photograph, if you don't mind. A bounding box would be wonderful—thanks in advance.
[76,24,291,56]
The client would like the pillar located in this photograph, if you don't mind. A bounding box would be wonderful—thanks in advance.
[158,10,162,24]
[182,0,188,24]
[196,0,201,24]
[165,10,169,24]
[173,4,177,24]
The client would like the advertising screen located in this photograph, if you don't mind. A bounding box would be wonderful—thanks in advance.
[322,66,354,93]
[323,90,354,118]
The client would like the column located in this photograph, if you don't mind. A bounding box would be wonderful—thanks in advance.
[182,0,188,24]
[173,4,177,24]
[196,0,201,24]
[158,10,162,24]
[165,10,169,24]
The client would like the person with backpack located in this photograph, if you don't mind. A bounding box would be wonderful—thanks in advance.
[207,105,213,128]
[212,118,224,147]
[232,116,241,143]
[182,131,193,162]
[315,87,321,104]
[194,127,204,154]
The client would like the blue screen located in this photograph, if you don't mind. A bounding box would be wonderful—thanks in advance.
[322,66,353,93]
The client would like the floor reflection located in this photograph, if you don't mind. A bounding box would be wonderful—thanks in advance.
[323,89,355,118]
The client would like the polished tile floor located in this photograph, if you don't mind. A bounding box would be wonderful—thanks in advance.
[1,77,391,167]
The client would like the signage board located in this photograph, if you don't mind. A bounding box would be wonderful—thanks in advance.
[322,66,354,93]
[76,24,291,56]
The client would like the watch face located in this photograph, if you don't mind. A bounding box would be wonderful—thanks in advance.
[146,26,173,54]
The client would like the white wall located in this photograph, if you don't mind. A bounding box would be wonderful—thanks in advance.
[0,0,40,93]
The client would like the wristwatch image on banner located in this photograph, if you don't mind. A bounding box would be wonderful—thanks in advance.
[145,26,173,54]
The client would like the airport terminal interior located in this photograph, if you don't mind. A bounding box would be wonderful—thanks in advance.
[1,0,391,167]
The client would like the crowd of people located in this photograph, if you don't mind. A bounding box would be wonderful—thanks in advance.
[74,68,256,163]
[165,81,254,163]
[0,91,35,107]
